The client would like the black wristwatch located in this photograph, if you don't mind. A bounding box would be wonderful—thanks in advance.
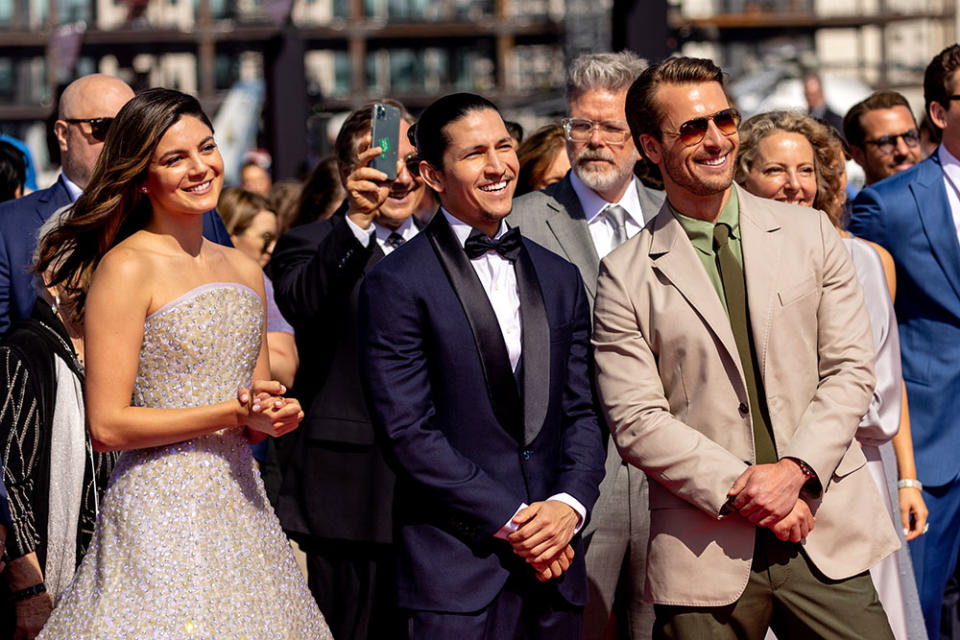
[11,583,46,601]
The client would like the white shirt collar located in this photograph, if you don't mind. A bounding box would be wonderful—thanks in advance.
[569,170,643,225]
[373,215,417,244]
[940,144,960,175]
[441,207,509,248]
[61,173,83,202]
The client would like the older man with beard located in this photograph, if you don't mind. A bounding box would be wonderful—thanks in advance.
[511,51,664,640]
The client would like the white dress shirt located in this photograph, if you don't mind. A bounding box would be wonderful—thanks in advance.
[439,208,586,538]
[938,145,960,250]
[345,214,419,255]
[61,174,82,202]
[569,171,646,258]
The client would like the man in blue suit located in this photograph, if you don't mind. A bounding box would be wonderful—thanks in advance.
[850,43,960,639]
[359,93,606,639]
[0,74,231,335]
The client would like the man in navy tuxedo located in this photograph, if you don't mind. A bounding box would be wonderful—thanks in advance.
[850,43,960,639]
[359,93,606,639]
[0,74,231,335]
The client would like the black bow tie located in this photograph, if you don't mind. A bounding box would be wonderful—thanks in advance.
[463,227,523,262]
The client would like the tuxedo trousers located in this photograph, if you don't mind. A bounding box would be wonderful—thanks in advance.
[406,573,583,640]
[653,529,894,640]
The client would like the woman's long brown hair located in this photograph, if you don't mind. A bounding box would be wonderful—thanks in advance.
[35,88,213,320]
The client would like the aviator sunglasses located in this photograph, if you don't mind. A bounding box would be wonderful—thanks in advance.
[64,117,114,142]
[662,108,741,147]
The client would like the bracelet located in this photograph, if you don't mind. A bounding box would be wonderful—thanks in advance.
[898,478,923,491]
[11,583,46,601]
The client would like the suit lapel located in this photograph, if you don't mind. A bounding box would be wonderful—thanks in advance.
[516,243,549,445]
[425,213,525,441]
[543,177,600,298]
[647,202,744,381]
[737,186,782,380]
[635,182,662,227]
[912,157,960,302]
[35,176,71,225]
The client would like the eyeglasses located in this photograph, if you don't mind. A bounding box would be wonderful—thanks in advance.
[863,129,920,154]
[661,108,741,147]
[64,117,114,142]
[561,118,632,145]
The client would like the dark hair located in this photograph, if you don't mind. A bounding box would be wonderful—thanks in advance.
[925,44,960,120]
[334,99,413,173]
[504,120,524,143]
[625,56,724,145]
[410,93,501,169]
[0,140,26,202]
[516,122,566,196]
[843,91,915,148]
[291,155,345,228]
[36,88,213,319]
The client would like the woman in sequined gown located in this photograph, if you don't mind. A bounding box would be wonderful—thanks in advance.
[31,89,331,639]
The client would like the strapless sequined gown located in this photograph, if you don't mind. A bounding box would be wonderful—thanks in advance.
[38,283,331,639]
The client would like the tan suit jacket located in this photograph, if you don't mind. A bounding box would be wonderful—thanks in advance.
[592,185,900,607]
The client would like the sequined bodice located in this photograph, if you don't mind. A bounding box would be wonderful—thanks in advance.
[134,282,263,411]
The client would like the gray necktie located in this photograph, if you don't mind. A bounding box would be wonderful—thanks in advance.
[605,204,629,248]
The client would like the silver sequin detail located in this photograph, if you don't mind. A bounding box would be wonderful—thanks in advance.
[38,284,331,639]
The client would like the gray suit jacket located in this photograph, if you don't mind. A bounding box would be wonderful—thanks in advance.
[509,173,665,306]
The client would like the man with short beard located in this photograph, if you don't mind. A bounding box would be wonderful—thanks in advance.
[511,51,663,640]
[593,55,898,638]
[844,91,924,186]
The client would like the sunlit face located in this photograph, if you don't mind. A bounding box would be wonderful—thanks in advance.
[566,88,638,198]
[421,108,518,233]
[640,81,738,198]
[931,69,960,154]
[853,105,923,185]
[532,147,571,192]
[240,163,271,196]
[57,81,134,189]
[377,119,427,229]
[231,209,278,266]
[742,131,818,208]
[144,116,224,219]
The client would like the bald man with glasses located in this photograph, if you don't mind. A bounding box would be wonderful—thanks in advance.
[0,74,232,335]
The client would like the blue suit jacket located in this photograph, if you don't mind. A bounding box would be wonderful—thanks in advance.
[358,213,606,613]
[850,152,960,487]
[0,176,232,335]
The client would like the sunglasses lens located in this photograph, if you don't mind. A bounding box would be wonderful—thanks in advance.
[91,118,112,142]
[714,110,740,135]
[903,130,920,146]
[405,157,421,176]
[677,118,709,146]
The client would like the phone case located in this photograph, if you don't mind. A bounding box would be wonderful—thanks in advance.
[370,103,401,181]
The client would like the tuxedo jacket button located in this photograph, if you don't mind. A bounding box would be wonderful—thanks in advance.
[521,450,531,461]
[738,402,748,415]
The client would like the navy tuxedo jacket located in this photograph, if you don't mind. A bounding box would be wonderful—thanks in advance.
[850,152,960,486]
[359,212,606,613]
[0,176,232,335]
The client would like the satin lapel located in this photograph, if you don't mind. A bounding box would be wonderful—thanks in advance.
[912,159,960,301]
[516,242,549,445]
[647,205,744,380]
[737,187,782,380]
[425,213,524,441]
[544,178,600,298]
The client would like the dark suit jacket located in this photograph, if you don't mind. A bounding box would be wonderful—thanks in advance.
[269,211,395,544]
[0,176,232,335]
[850,152,960,486]
[509,173,664,306]
[358,212,606,612]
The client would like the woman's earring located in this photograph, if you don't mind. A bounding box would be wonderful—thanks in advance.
[140,186,148,193]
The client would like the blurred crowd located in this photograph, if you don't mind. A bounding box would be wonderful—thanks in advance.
[0,40,958,640]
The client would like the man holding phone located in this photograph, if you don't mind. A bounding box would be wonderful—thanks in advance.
[270,99,426,640]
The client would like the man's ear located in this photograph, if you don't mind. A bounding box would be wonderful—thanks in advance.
[54,120,69,153]
[419,162,445,194]
[638,134,663,165]
[930,102,949,130]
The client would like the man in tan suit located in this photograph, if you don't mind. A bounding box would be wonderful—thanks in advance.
[592,55,900,638]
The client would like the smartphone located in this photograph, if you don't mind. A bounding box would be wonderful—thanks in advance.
[370,103,401,180]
